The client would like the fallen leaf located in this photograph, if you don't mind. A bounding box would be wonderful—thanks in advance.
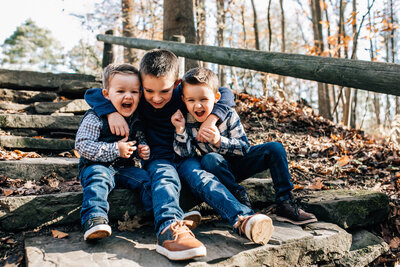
[73,150,81,159]
[51,230,69,239]
[3,189,13,196]
[293,184,304,191]
[337,155,350,167]
[32,136,43,139]
[389,237,400,249]
[309,178,324,190]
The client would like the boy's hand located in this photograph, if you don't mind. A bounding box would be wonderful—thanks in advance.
[197,126,221,148]
[197,114,218,142]
[118,136,137,158]
[138,144,150,160]
[198,125,221,147]
[108,112,129,137]
[171,109,186,134]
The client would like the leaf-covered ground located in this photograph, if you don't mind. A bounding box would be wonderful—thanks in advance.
[0,93,399,265]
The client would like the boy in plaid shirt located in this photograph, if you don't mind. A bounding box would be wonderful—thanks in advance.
[172,67,317,225]
[75,63,152,241]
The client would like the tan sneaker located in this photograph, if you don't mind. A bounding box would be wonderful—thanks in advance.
[183,211,202,230]
[156,220,206,261]
[234,214,274,245]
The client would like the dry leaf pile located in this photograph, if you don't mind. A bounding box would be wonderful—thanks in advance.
[235,93,400,261]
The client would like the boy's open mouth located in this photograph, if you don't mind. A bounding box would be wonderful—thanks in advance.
[195,111,205,117]
[122,103,132,108]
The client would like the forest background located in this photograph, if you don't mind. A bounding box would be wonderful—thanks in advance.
[0,0,398,137]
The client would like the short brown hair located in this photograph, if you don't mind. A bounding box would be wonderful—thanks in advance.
[139,49,179,80]
[102,63,139,90]
[182,67,219,94]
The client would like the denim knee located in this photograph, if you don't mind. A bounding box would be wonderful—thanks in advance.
[267,142,286,157]
[201,152,225,171]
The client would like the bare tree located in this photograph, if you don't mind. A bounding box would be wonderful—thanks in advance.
[267,0,272,51]
[121,0,139,64]
[310,0,332,120]
[164,0,198,71]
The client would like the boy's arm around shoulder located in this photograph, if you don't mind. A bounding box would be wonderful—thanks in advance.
[85,88,117,117]
[218,109,251,156]
[210,87,235,121]
[75,112,120,162]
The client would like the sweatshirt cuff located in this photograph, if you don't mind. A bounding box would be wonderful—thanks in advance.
[218,136,230,154]
[175,130,189,143]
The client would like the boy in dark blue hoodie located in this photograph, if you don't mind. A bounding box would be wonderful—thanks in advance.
[85,49,235,261]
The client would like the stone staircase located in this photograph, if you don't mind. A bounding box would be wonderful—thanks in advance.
[0,68,391,266]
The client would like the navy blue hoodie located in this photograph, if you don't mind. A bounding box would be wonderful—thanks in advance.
[84,84,234,162]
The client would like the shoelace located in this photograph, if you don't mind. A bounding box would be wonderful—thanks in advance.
[289,197,300,217]
[170,220,194,240]
[233,215,251,235]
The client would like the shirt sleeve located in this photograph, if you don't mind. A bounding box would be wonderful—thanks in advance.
[218,110,250,156]
[173,130,196,157]
[211,86,235,121]
[75,113,120,162]
[84,88,117,117]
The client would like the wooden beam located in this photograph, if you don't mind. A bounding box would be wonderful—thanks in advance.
[97,34,400,96]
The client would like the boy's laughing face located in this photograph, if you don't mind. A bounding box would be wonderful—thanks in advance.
[141,74,177,109]
[182,83,220,122]
[103,73,141,117]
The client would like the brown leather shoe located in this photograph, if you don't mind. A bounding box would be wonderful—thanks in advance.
[183,211,202,230]
[234,214,274,245]
[275,194,318,225]
[156,220,206,260]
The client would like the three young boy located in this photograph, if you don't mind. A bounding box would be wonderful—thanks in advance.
[79,49,317,261]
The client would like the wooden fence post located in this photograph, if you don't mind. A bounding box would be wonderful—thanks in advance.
[170,35,185,78]
[102,30,114,68]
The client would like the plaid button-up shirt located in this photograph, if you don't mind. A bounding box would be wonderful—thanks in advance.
[173,108,250,158]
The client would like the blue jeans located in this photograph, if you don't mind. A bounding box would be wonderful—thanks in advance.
[146,158,254,237]
[79,164,152,226]
[178,157,254,226]
[201,142,294,203]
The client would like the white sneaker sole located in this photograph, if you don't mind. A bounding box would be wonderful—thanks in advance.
[245,214,274,245]
[155,244,206,261]
[84,224,112,241]
[183,211,202,230]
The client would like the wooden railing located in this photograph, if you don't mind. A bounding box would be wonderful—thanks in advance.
[97,34,400,96]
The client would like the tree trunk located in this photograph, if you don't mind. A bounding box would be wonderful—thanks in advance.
[194,0,207,68]
[163,0,198,71]
[267,0,272,51]
[121,0,138,64]
[277,0,286,88]
[310,0,332,119]
[217,0,227,86]
[250,0,260,50]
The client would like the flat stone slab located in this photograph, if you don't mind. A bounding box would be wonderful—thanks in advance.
[25,221,351,267]
[336,230,389,267]
[0,68,96,91]
[0,114,82,130]
[0,179,274,231]
[0,101,30,111]
[0,157,78,180]
[0,89,58,104]
[301,190,390,229]
[34,100,90,114]
[0,136,75,150]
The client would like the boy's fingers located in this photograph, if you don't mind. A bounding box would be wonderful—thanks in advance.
[120,136,128,142]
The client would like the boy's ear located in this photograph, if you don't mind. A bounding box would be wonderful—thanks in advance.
[214,92,221,103]
[181,95,185,103]
[102,89,109,99]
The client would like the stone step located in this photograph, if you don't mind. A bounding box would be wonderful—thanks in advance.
[0,68,97,91]
[33,99,90,114]
[0,136,75,150]
[25,221,352,266]
[0,179,274,231]
[0,89,57,104]
[0,157,78,180]
[301,189,390,229]
[0,114,82,130]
